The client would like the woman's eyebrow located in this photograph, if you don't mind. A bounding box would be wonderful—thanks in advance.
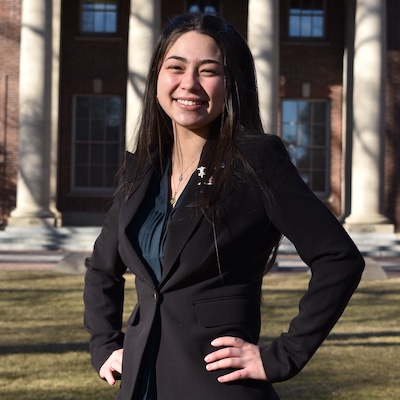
[165,55,221,65]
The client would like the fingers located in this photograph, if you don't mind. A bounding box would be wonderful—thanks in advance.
[204,336,267,383]
[99,348,123,386]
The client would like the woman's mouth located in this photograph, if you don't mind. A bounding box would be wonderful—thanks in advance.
[176,99,203,106]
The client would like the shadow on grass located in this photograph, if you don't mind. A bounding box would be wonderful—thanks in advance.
[259,330,400,348]
[0,342,88,355]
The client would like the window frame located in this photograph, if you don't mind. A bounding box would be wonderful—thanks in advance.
[286,0,327,42]
[79,0,120,37]
[280,99,331,198]
[71,94,124,195]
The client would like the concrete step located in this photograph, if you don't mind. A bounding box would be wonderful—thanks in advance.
[0,226,101,251]
[1,227,400,257]
[279,233,400,257]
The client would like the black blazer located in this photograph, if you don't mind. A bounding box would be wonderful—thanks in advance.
[84,134,364,400]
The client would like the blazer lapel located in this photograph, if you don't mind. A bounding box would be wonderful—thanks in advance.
[118,160,159,288]
[160,171,205,287]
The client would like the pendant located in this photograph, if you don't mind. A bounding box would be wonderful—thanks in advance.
[170,197,175,205]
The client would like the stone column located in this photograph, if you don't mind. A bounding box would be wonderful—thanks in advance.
[8,0,60,227]
[247,0,279,134]
[344,0,393,232]
[125,0,161,149]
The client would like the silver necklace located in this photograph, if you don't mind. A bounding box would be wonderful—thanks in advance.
[170,156,200,205]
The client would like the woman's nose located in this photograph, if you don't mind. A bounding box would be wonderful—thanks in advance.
[181,70,200,90]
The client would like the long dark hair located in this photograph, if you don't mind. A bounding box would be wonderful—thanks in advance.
[121,13,264,210]
[119,13,282,274]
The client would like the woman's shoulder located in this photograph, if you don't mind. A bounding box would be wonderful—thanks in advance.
[236,133,290,164]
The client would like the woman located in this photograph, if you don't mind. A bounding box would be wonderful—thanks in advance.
[84,13,364,400]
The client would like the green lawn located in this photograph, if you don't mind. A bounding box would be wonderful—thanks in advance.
[0,270,399,399]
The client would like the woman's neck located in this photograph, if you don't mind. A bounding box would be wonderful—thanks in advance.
[171,129,207,171]
[169,129,207,206]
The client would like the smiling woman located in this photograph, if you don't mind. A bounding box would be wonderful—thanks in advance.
[83,12,364,400]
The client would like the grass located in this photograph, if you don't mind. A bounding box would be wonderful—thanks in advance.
[0,270,399,399]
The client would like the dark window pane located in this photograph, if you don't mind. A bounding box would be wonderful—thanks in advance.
[90,166,104,187]
[91,120,104,141]
[91,144,104,164]
[75,166,88,187]
[76,120,90,141]
[105,166,118,186]
[312,171,325,192]
[313,149,326,169]
[75,144,89,164]
[107,97,121,118]
[314,102,327,124]
[92,97,105,118]
[313,125,326,146]
[106,125,120,142]
[76,97,90,118]
[106,144,119,164]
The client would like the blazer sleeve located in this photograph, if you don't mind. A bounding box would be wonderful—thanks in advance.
[83,192,128,373]
[255,135,365,383]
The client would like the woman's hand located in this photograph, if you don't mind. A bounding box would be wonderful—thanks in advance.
[99,348,123,386]
[204,336,267,383]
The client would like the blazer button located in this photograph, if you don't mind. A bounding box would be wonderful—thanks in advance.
[153,292,159,301]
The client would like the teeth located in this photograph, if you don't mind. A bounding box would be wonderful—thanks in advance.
[177,99,202,106]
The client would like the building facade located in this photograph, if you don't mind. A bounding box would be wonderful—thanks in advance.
[0,0,399,233]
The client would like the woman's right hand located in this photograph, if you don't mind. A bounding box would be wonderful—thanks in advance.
[99,348,123,385]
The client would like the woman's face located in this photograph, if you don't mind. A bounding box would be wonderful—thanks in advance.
[156,31,225,138]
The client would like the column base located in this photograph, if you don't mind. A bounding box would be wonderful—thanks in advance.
[343,223,395,234]
[8,209,62,227]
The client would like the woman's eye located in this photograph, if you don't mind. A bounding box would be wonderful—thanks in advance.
[167,65,183,71]
[201,68,219,76]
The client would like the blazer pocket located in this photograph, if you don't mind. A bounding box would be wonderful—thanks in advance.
[127,304,140,326]
[195,296,259,328]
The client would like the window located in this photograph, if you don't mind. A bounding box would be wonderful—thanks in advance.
[281,100,330,196]
[188,1,219,15]
[288,0,325,39]
[72,96,123,192]
[80,0,118,34]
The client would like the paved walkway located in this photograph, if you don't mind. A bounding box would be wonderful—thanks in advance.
[0,227,399,277]
[0,250,399,278]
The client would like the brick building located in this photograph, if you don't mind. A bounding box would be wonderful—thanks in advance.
[0,0,399,233]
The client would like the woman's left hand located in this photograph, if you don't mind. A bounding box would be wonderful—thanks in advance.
[204,336,267,382]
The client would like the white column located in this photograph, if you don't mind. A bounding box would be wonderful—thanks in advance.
[247,0,279,134]
[49,0,62,226]
[125,0,161,149]
[8,0,59,227]
[344,0,393,233]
